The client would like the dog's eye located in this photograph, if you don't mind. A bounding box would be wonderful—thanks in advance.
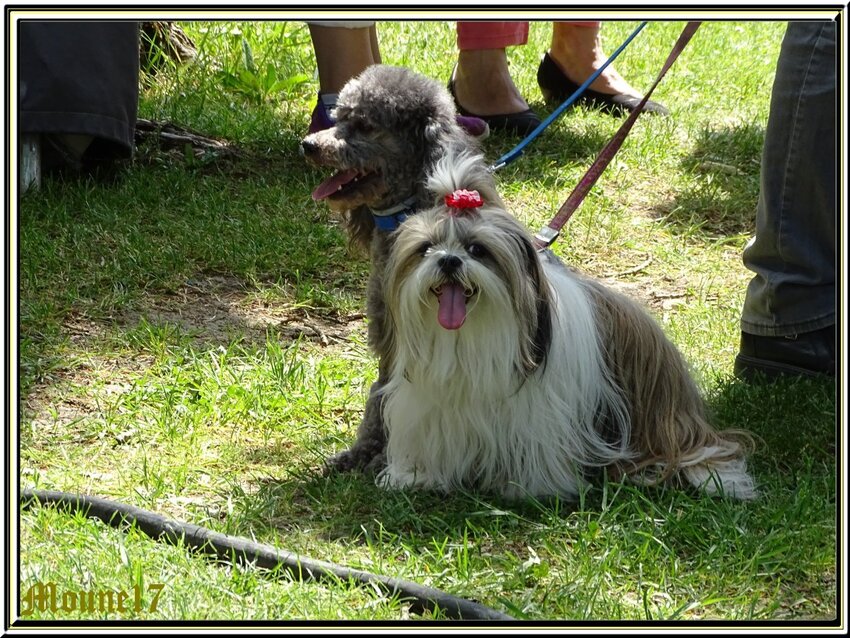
[466,243,489,259]
[417,241,432,255]
[354,120,375,135]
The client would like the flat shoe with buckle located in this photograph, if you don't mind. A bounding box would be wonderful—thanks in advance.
[537,52,669,116]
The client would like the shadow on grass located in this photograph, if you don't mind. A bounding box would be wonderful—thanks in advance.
[706,373,837,479]
[219,449,619,556]
[479,116,766,247]
[654,122,765,238]
[491,102,614,157]
[224,372,837,552]
[17,144,369,402]
[479,103,619,184]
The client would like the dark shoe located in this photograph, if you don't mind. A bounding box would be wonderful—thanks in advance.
[308,92,337,134]
[733,325,836,381]
[448,74,541,136]
[536,52,669,116]
[35,133,127,184]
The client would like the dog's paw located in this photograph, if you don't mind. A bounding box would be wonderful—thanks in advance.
[363,450,387,473]
[323,450,359,475]
[323,447,386,476]
[375,467,416,490]
[683,459,759,501]
[375,464,436,492]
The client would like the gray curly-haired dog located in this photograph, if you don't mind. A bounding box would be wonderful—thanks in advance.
[301,64,501,473]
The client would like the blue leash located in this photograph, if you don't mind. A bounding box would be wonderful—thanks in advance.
[489,21,648,173]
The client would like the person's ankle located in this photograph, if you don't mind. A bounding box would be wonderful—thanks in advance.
[453,51,529,116]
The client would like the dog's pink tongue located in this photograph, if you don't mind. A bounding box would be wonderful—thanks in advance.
[312,169,359,200]
[436,283,467,330]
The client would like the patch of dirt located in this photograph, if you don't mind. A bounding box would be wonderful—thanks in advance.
[121,273,365,348]
[22,267,692,448]
[600,276,689,314]
[589,252,690,315]
[21,307,157,430]
[564,248,693,315]
[22,273,367,438]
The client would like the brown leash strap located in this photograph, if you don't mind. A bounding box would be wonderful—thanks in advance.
[533,21,702,250]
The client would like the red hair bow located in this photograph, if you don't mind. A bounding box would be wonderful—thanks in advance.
[444,189,483,214]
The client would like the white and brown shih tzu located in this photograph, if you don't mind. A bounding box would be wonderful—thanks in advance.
[376,152,757,501]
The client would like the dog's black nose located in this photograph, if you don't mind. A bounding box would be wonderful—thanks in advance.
[301,139,318,156]
[438,254,463,274]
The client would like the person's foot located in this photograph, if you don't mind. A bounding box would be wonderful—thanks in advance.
[40,133,95,171]
[541,23,668,116]
[452,49,530,116]
[733,325,836,381]
[449,49,541,136]
[537,52,668,116]
[308,92,338,135]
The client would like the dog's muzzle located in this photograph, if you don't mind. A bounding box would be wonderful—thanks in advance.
[300,139,319,158]
[438,254,463,275]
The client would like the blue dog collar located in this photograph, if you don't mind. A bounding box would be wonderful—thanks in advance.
[371,197,418,232]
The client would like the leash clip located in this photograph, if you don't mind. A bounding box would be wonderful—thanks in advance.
[533,225,560,250]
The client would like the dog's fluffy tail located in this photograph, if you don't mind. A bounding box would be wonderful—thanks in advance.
[581,277,758,500]
[680,455,757,501]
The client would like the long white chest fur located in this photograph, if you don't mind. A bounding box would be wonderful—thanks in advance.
[377,262,632,500]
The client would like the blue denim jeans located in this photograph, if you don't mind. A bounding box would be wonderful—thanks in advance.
[741,21,836,336]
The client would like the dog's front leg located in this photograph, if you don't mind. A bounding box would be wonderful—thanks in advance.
[324,239,394,474]
[323,378,387,474]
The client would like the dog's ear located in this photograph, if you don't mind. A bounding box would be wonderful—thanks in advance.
[517,234,553,374]
[423,119,447,146]
[422,118,455,180]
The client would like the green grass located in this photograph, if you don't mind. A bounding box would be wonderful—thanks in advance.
[16,19,837,624]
